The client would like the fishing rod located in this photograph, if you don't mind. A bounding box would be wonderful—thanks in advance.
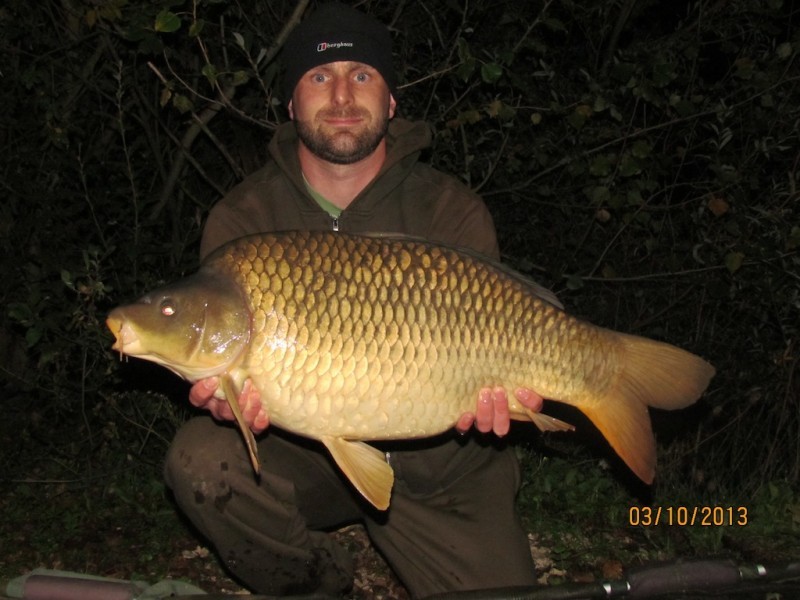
[425,559,800,599]
[4,559,800,600]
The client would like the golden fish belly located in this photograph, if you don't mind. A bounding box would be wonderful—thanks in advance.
[210,231,614,441]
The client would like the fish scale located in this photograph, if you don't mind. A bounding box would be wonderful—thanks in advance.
[107,230,715,510]
[230,235,514,436]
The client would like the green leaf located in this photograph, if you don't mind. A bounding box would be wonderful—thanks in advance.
[232,70,249,86]
[733,57,755,80]
[601,264,617,278]
[123,25,149,42]
[138,34,164,54]
[457,37,471,63]
[776,42,792,59]
[611,62,636,83]
[608,193,624,209]
[60,269,74,288]
[543,17,566,32]
[591,185,610,204]
[154,10,181,33]
[485,99,515,120]
[626,189,644,206]
[631,139,652,158]
[619,154,642,177]
[565,275,584,290]
[189,19,205,38]
[567,104,592,130]
[725,251,745,273]
[172,93,193,113]
[589,155,612,177]
[202,63,218,86]
[787,226,800,250]
[566,110,587,130]
[461,109,482,124]
[7,302,32,323]
[159,87,171,107]
[480,63,503,83]
[593,96,608,112]
[97,4,123,23]
[456,58,476,82]
[652,61,675,87]
[26,324,44,347]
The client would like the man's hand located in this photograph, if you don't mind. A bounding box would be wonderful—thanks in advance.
[189,377,269,434]
[456,387,544,436]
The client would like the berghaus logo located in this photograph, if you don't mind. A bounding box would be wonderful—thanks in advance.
[317,41,354,51]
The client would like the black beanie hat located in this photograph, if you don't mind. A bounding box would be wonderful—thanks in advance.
[282,2,397,101]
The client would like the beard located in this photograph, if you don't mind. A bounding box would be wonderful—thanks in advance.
[295,108,390,165]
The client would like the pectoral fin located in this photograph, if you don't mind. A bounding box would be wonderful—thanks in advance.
[220,375,261,475]
[321,437,394,510]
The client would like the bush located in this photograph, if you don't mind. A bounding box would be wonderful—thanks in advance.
[1,0,797,508]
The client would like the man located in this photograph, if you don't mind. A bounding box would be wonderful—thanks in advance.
[164,3,543,597]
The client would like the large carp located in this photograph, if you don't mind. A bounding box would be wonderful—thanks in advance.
[107,230,714,510]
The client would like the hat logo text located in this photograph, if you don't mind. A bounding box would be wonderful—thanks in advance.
[317,41,354,52]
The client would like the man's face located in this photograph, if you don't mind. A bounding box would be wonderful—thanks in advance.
[289,61,397,164]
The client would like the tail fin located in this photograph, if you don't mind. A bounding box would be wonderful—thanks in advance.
[579,332,715,483]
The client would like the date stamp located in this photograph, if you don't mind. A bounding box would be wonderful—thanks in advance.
[628,505,748,527]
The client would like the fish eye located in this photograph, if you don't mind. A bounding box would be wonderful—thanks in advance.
[160,300,176,317]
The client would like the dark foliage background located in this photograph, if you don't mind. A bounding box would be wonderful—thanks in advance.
[1,0,798,589]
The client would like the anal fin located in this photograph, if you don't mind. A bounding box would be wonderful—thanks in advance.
[511,408,575,433]
[321,437,394,511]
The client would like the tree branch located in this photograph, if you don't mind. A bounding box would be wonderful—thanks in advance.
[149,0,311,221]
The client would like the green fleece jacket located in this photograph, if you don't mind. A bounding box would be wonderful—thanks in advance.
[199,117,515,500]
[200,118,499,261]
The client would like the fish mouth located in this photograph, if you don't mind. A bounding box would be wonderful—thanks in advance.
[106,315,143,355]
[105,312,230,381]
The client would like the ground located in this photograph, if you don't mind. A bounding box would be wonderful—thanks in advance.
[1,398,797,599]
[2,478,797,600]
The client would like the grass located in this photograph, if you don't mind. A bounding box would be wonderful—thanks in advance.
[515,443,800,585]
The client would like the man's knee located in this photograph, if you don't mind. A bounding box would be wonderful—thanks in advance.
[162,418,355,596]
[164,417,244,497]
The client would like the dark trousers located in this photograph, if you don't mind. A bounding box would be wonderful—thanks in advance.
[164,416,537,598]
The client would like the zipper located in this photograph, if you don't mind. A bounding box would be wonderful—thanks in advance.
[331,216,339,231]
